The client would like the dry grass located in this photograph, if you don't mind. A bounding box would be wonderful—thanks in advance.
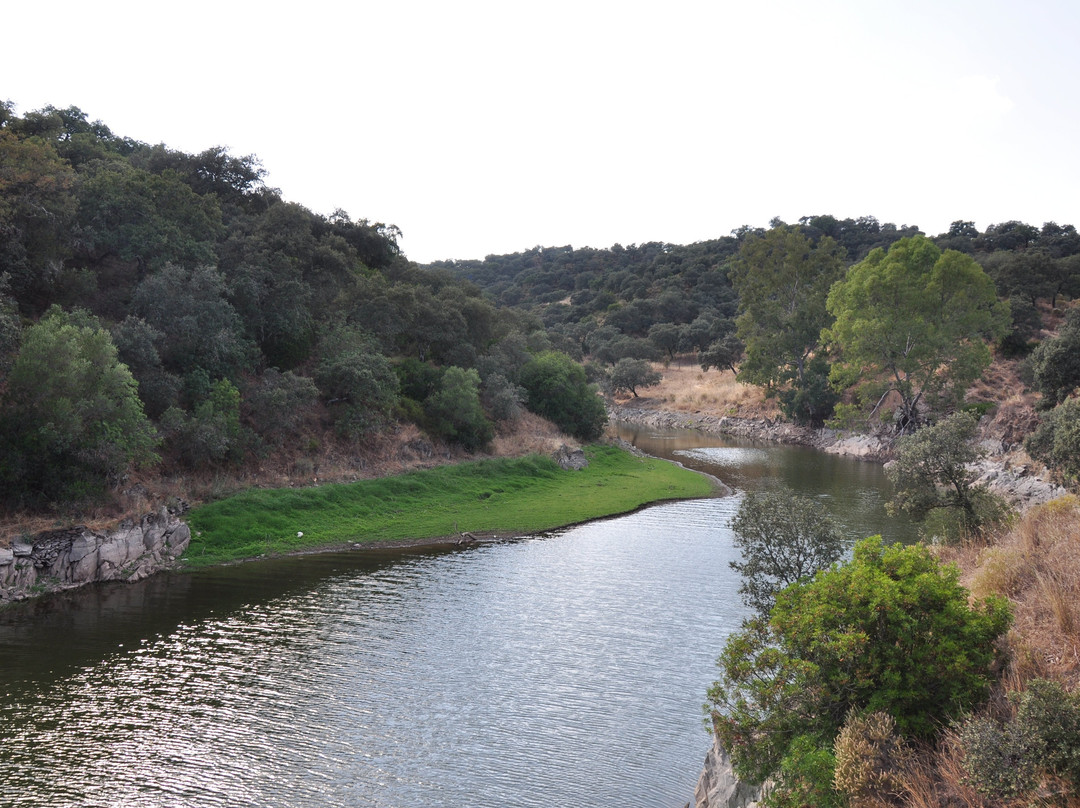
[612,360,779,419]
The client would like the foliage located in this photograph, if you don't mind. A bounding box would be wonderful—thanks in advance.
[958,679,1080,800]
[480,372,525,423]
[887,412,1009,542]
[0,307,158,503]
[131,263,253,380]
[314,334,400,438]
[518,351,608,440]
[186,446,715,566]
[610,358,661,397]
[244,368,318,444]
[160,378,246,469]
[825,236,1009,431]
[776,354,838,427]
[699,333,743,375]
[422,366,494,452]
[707,537,1011,796]
[1024,397,1080,482]
[1029,307,1080,407]
[730,225,846,426]
[728,487,845,617]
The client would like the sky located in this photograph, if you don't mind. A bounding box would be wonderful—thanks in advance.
[4,0,1080,263]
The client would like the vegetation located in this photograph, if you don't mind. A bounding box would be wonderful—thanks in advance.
[707,537,1012,806]
[825,236,1009,431]
[728,487,845,617]
[887,412,1009,543]
[185,445,716,566]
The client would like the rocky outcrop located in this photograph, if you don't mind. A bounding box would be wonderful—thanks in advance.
[553,444,589,470]
[0,508,190,602]
[609,406,820,448]
[694,733,763,808]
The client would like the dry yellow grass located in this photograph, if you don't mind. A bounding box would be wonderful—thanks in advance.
[611,360,779,419]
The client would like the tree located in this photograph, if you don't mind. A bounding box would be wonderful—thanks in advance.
[707,537,1011,799]
[730,225,846,426]
[887,412,1007,541]
[699,334,743,374]
[825,236,1009,431]
[315,339,400,438]
[160,378,246,469]
[728,488,845,617]
[610,358,661,397]
[423,366,494,452]
[0,307,158,503]
[518,351,608,441]
[1029,307,1080,407]
[1024,397,1080,483]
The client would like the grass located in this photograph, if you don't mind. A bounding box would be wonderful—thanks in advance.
[184,445,717,567]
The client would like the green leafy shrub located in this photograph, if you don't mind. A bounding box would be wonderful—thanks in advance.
[707,537,1011,799]
[1025,397,1080,482]
[161,378,247,469]
[959,679,1080,800]
[422,366,494,452]
[519,351,607,441]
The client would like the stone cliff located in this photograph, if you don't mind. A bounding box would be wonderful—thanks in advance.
[0,508,191,602]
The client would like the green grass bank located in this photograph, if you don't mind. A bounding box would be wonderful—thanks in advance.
[184,445,719,567]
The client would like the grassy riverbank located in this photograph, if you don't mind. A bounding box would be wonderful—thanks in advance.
[184,445,718,567]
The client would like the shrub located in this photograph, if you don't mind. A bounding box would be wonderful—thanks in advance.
[834,711,909,808]
[1025,397,1080,482]
[959,679,1080,800]
[708,537,1012,797]
[422,366,494,452]
[519,351,607,441]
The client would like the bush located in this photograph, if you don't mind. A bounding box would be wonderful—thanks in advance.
[959,679,1080,800]
[1030,307,1080,407]
[707,537,1011,797]
[0,307,158,503]
[519,351,607,441]
[1025,397,1080,482]
[161,378,247,469]
[422,366,494,452]
[833,711,909,808]
[244,368,318,444]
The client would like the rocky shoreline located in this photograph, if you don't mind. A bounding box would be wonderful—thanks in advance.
[0,507,191,604]
[608,404,1068,510]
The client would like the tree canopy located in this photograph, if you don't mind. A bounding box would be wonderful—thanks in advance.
[825,236,1009,431]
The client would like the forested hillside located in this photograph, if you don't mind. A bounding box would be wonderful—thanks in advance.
[3,101,1079,517]
[0,103,605,511]
[436,215,1080,480]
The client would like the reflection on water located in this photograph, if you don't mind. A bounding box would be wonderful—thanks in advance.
[618,424,918,545]
[1,430,914,807]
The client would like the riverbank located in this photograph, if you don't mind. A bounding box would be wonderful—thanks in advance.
[185,444,724,568]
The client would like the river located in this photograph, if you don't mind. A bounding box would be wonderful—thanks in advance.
[0,428,914,807]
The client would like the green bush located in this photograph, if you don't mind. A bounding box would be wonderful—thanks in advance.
[519,350,607,441]
[959,679,1080,800]
[707,537,1011,798]
[1025,397,1080,482]
[422,366,494,452]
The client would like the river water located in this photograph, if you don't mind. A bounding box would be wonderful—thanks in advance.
[0,428,914,808]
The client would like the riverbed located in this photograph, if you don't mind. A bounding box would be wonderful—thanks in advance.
[0,429,914,807]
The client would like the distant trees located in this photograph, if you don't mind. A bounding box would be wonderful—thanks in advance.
[1029,307,1080,407]
[610,358,661,398]
[825,236,1009,431]
[729,226,845,426]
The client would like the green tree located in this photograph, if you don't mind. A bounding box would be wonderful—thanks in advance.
[610,358,661,397]
[160,378,246,469]
[707,537,1011,798]
[825,236,1009,431]
[0,307,158,502]
[730,226,846,426]
[1024,397,1080,482]
[728,488,845,617]
[423,366,494,452]
[699,333,743,374]
[314,325,399,437]
[519,351,608,441]
[887,412,1008,541]
[1029,307,1080,407]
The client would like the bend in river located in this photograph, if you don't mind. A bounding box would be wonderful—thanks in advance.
[0,429,915,808]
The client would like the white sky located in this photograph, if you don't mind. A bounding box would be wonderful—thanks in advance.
[4,0,1079,263]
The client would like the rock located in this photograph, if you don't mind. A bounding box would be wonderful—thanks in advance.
[694,734,763,808]
[2,508,193,601]
[553,444,589,470]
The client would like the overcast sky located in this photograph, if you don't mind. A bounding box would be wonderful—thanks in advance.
[5,0,1079,263]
